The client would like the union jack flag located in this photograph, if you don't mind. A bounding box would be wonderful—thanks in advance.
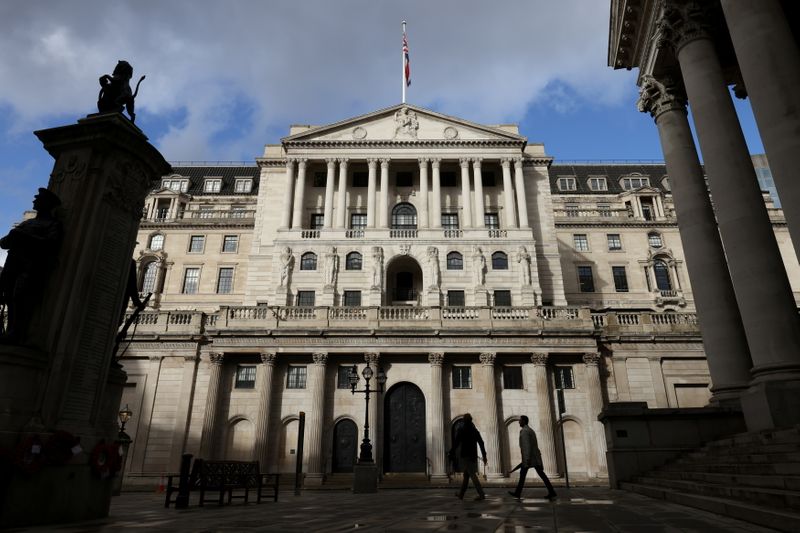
[403,31,411,87]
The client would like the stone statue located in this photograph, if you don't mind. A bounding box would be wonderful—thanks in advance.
[324,246,338,287]
[393,107,419,138]
[279,246,293,287]
[472,246,486,286]
[427,246,440,288]
[517,245,532,286]
[0,188,63,343]
[97,60,146,123]
[371,246,383,289]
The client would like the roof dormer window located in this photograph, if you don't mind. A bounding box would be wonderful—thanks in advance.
[588,177,608,191]
[203,178,222,193]
[621,176,650,190]
[162,177,189,193]
[234,178,252,193]
[557,177,577,191]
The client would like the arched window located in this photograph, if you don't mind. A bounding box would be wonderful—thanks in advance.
[149,233,164,251]
[447,251,463,270]
[653,259,672,291]
[648,232,663,248]
[391,203,417,229]
[140,261,159,294]
[300,252,317,271]
[345,251,362,270]
[491,251,508,270]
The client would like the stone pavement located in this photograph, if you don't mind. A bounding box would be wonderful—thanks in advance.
[16,487,777,532]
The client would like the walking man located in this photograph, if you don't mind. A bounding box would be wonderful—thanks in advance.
[449,413,487,501]
[508,415,557,500]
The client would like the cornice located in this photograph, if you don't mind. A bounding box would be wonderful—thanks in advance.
[283,139,525,149]
[139,221,255,230]
[258,154,552,167]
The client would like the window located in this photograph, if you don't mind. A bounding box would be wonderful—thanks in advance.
[235,366,256,389]
[310,213,325,230]
[484,213,499,229]
[343,290,362,306]
[313,172,326,187]
[222,235,239,253]
[452,366,472,389]
[557,177,577,191]
[352,172,368,187]
[162,178,189,192]
[396,171,413,187]
[440,171,457,187]
[188,235,205,253]
[300,252,317,270]
[482,171,496,187]
[491,251,508,270]
[295,290,315,306]
[621,176,650,190]
[554,366,575,389]
[577,266,595,292]
[350,213,367,229]
[588,177,608,191]
[446,251,463,270]
[234,178,252,193]
[494,290,511,306]
[648,232,663,248]
[441,213,459,229]
[654,260,672,291]
[345,252,362,270]
[149,234,164,251]
[287,366,307,389]
[612,266,629,292]
[198,205,214,219]
[337,366,353,389]
[641,199,654,220]
[573,234,589,252]
[607,234,622,251]
[140,261,159,294]
[503,366,523,389]
[597,204,612,217]
[217,267,234,294]
[565,204,579,217]
[203,178,222,193]
[391,203,417,229]
[182,268,200,294]
[447,290,465,307]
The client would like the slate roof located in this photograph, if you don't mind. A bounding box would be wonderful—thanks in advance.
[159,165,260,196]
[549,164,670,195]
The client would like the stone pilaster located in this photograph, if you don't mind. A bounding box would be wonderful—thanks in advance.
[169,355,199,470]
[305,352,328,484]
[501,158,517,228]
[366,158,378,228]
[291,158,307,229]
[531,353,558,476]
[418,158,429,228]
[335,158,348,229]
[431,158,442,229]
[479,352,502,478]
[364,352,381,467]
[199,352,224,459]
[459,158,472,228]
[428,352,447,481]
[582,352,607,476]
[513,158,529,228]
[323,159,336,229]
[472,159,485,228]
[129,355,163,473]
[254,352,277,470]
[281,158,295,229]
[379,159,390,228]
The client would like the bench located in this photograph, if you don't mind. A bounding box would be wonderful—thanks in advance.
[165,459,279,507]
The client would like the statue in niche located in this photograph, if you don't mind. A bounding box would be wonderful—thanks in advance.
[97,60,146,123]
[0,188,63,343]
[427,246,440,288]
[324,246,338,287]
[472,246,486,286]
[393,107,419,139]
[371,247,383,289]
[279,246,293,287]
[516,245,532,286]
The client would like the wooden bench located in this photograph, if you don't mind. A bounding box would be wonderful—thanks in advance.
[165,459,279,507]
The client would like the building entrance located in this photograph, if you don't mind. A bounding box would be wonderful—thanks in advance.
[383,382,426,473]
[331,419,358,473]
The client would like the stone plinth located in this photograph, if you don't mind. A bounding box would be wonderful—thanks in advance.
[353,463,378,493]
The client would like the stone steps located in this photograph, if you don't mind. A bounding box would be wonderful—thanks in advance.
[661,461,800,476]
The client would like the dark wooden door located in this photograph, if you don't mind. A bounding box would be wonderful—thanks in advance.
[384,382,426,472]
[332,419,358,473]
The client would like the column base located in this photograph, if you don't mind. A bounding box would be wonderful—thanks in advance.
[352,463,378,493]
[429,474,449,485]
[304,473,325,486]
[485,472,505,481]
[741,378,800,431]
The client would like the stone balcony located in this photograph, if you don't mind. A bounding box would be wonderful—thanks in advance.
[141,208,256,226]
[279,227,529,242]
[553,207,677,223]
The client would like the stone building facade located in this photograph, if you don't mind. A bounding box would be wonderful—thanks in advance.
[119,104,798,487]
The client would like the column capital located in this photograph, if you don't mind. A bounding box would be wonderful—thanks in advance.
[500,158,513,167]
[379,158,391,167]
[472,158,483,169]
[364,352,380,366]
[260,352,277,366]
[583,352,601,366]
[296,158,308,167]
[366,158,379,167]
[326,158,337,168]
[337,157,349,165]
[637,75,687,120]
[513,157,524,168]
[209,352,224,366]
[430,158,442,168]
[418,157,430,165]
[657,2,711,53]
[312,352,328,366]
[459,157,471,168]
[428,352,444,366]
[479,352,496,366]
[531,352,549,366]
[285,157,297,166]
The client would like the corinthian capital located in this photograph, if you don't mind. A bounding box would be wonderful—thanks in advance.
[657,2,710,53]
[583,352,601,366]
[364,352,380,366]
[209,352,224,366]
[312,352,328,366]
[459,158,471,169]
[531,352,548,366]
[637,75,687,120]
[479,352,496,366]
[428,352,444,366]
[260,352,277,366]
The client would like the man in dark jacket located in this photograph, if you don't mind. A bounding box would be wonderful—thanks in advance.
[449,413,487,500]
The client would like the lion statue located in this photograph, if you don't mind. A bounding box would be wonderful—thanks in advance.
[97,60,145,123]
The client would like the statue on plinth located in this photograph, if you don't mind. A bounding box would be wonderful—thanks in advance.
[324,246,338,287]
[279,246,293,287]
[371,247,383,289]
[0,188,63,343]
[427,246,440,288]
[472,245,486,286]
[516,245,532,286]
[97,60,145,123]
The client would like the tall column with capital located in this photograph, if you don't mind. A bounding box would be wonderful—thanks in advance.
[661,5,800,428]
[379,159,390,228]
[428,353,447,481]
[418,158,429,228]
[583,353,607,476]
[479,352,502,478]
[638,76,751,403]
[323,159,336,229]
[254,352,277,469]
[530,353,558,476]
[459,158,473,228]
[291,159,308,229]
[431,158,442,229]
[501,158,517,228]
[472,159,485,228]
[721,0,800,258]
[305,352,328,483]
[280,159,296,228]
[366,159,378,228]
[513,159,529,228]
[364,352,381,467]
[335,159,349,228]
[200,352,224,459]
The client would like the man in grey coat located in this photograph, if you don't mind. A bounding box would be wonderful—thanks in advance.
[508,415,557,500]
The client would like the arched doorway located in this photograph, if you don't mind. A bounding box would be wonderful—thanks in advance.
[384,382,426,472]
[386,255,423,305]
[225,418,254,461]
[331,419,358,473]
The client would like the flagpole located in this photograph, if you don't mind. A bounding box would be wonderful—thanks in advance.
[402,20,407,104]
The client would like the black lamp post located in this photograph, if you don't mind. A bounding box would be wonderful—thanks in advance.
[113,404,134,496]
[349,363,386,463]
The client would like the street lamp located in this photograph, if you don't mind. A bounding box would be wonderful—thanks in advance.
[113,404,134,496]
[349,363,386,464]
[118,404,133,433]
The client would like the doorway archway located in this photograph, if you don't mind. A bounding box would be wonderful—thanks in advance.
[331,418,358,473]
[385,256,423,305]
[383,382,426,472]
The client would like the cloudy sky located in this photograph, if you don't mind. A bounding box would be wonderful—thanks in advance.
[0,0,764,265]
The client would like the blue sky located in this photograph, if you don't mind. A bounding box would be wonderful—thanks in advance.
[0,1,765,265]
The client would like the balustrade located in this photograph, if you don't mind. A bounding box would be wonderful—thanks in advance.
[441,307,479,320]
[487,229,507,238]
[345,229,365,238]
[492,307,531,320]
[329,306,368,320]
[443,229,463,238]
[379,306,430,321]
[301,230,320,239]
[539,306,580,320]
[390,228,418,239]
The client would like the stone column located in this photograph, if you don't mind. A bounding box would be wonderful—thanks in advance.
[637,76,752,403]
[479,352,502,478]
[199,352,224,459]
[583,353,607,476]
[428,352,447,481]
[418,158,429,228]
[501,158,517,228]
[305,352,328,483]
[291,158,307,229]
[513,158,529,228]
[254,352,277,470]
[531,353,558,476]
[721,0,800,257]
[323,159,336,229]
[335,158,349,228]
[365,352,381,467]
[379,159,390,228]
[459,158,473,228]
[431,158,442,229]
[662,5,800,428]
[367,158,378,228]
[473,159,485,228]
[280,158,295,229]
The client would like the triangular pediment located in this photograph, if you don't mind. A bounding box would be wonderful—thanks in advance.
[282,104,526,144]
